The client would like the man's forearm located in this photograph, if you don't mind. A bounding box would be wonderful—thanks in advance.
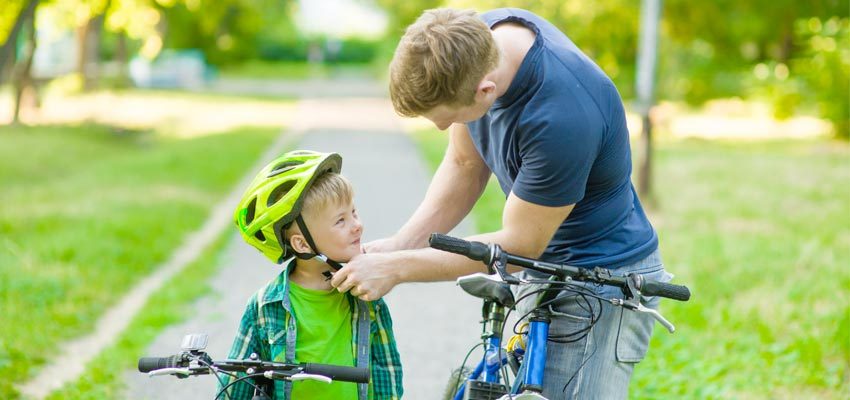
[391,230,531,284]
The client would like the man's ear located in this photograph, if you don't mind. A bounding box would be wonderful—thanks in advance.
[288,234,312,254]
[476,79,497,99]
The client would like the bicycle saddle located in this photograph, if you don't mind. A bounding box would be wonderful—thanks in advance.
[456,273,516,308]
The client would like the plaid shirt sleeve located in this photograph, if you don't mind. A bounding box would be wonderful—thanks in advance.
[217,294,267,400]
[369,299,403,399]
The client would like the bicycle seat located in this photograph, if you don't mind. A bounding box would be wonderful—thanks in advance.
[456,273,515,308]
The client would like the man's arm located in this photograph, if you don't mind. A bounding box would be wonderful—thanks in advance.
[333,191,574,300]
[367,123,491,252]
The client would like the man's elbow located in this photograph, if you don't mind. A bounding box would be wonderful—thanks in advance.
[500,231,550,259]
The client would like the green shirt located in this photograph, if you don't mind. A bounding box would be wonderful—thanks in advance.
[288,281,358,399]
[219,259,403,400]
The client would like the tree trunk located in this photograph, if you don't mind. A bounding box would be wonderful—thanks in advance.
[114,30,130,87]
[12,10,37,124]
[0,0,39,87]
[76,13,104,91]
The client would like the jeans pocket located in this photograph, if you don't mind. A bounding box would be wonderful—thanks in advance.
[615,268,670,363]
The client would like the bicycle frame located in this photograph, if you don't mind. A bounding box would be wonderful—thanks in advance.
[451,281,559,399]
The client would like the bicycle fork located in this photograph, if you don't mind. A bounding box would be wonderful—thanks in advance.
[454,300,510,400]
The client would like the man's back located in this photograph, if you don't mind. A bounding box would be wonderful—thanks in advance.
[468,8,658,268]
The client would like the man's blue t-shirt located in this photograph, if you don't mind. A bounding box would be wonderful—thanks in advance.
[468,8,657,269]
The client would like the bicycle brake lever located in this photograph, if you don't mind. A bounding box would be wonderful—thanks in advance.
[287,373,333,383]
[635,303,676,333]
[611,299,676,333]
[148,368,192,377]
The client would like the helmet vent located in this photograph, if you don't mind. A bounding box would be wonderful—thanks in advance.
[254,230,266,241]
[245,197,257,225]
[268,161,303,178]
[267,180,297,207]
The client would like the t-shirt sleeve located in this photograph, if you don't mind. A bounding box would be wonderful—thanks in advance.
[512,109,600,207]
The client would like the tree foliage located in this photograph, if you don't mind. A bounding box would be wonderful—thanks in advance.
[380,0,849,138]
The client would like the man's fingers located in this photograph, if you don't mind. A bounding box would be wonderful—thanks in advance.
[330,267,350,288]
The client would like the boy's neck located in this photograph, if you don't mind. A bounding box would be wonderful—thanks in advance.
[289,258,336,291]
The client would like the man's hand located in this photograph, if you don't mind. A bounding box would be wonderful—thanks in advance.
[332,252,400,301]
[362,237,404,254]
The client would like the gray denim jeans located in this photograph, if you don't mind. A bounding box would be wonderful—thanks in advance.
[513,249,672,400]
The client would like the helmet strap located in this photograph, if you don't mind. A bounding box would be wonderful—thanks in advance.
[294,215,345,272]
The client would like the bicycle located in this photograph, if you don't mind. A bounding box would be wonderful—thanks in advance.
[137,333,370,400]
[429,233,691,400]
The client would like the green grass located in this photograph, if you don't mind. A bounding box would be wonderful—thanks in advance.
[0,123,280,399]
[46,229,233,399]
[411,129,850,399]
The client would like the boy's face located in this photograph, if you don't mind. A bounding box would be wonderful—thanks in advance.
[304,200,363,263]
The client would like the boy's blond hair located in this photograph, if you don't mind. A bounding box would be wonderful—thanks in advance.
[285,172,353,239]
[389,8,500,117]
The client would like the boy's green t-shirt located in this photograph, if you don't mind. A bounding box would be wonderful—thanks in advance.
[288,281,358,399]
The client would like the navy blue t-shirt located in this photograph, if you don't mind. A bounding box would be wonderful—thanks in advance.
[468,8,657,269]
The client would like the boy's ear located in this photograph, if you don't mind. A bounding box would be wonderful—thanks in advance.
[288,234,312,254]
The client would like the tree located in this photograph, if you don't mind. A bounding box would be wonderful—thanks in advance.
[0,0,39,87]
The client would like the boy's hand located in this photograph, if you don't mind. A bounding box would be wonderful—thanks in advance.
[331,252,400,301]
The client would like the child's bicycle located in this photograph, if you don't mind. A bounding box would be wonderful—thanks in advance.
[137,333,369,400]
[429,234,691,400]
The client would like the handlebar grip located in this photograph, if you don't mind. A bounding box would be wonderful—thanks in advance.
[636,277,691,301]
[138,355,181,373]
[428,233,491,263]
[304,364,370,383]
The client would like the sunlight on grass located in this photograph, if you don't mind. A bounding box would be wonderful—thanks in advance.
[0,89,296,137]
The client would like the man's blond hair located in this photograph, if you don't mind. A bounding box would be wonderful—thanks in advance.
[389,8,500,117]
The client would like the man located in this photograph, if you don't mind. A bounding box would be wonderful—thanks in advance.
[331,8,673,399]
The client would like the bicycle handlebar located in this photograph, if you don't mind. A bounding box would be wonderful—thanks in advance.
[138,355,370,384]
[429,233,690,301]
[303,363,370,383]
[138,355,184,373]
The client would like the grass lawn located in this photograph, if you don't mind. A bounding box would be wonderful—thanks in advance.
[0,123,281,399]
[412,129,850,399]
[47,228,234,400]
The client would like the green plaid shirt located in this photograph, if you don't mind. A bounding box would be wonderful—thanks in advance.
[218,260,403,399]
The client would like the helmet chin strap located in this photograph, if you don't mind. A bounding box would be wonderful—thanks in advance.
[294,215,345,279]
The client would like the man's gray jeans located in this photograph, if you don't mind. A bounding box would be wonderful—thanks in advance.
[513,249,672,400]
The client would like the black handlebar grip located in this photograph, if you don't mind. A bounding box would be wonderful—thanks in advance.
[138,355,181,372]
[304,364,370,383]
[636,276,691,301]
[428,233,491,263]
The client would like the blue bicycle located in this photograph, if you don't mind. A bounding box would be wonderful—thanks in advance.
[429,234,691,400]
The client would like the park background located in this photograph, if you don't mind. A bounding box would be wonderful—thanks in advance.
[0,0,848,399]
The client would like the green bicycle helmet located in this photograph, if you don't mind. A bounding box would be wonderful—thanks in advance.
[234,150,343,264]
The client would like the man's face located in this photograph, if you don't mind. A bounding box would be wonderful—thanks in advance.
[423,96,495,131]
[304,200,363,262]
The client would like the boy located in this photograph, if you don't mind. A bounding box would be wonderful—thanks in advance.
[222,150,403,399]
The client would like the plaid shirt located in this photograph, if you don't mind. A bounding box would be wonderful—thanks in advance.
[218,260,403,399]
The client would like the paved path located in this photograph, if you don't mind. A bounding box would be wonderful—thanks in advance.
[124,96,483,399]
